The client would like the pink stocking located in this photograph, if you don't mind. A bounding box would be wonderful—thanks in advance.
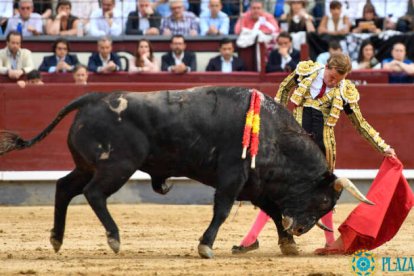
[321,211,335,245]
[240,210,270,247]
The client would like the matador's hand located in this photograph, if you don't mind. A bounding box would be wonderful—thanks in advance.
[384,147,396,157]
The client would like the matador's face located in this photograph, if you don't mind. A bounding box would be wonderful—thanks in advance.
[323,67,346,88]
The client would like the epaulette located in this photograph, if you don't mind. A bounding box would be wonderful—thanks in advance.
[295,60,324,76]
[340,80,360,104]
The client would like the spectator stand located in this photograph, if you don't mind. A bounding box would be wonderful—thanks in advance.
[0,35,259,73]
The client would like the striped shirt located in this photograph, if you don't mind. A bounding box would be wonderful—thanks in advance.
[161,11,199,35]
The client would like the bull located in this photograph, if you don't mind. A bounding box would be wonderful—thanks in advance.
[0,87,372,258]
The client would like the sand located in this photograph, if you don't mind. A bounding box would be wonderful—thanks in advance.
[0,203,412,275]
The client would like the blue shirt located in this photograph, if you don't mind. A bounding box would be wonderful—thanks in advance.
[382,58,414,83]
[199,10,230,36]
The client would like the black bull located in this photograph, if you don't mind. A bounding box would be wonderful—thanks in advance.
[0,87,367,258]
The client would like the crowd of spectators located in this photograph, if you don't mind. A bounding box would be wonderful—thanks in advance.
[1,0,414,84]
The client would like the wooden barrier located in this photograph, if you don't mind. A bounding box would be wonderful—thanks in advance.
[0,81,412,170]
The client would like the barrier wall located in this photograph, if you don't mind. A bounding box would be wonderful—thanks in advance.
[0,79,412,170]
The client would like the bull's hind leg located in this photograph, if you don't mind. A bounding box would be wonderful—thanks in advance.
[82,162,136,253]
[258,201,299,255]
[198,164,248,259]
[50,168,93,252]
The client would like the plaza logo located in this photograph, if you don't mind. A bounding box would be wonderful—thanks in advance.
[350,250,376,276]
[350,249,414,275]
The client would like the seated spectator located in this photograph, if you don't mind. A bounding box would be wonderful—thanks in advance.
[382,42,414,83]
[38,38,79,73]
[234,0,279,35]
[317,1,350,36]
[352,3,382,34]
[280,0,315,33]
[160,0,199,36]
[4,0,43,37]
[45,0,80,36]
[352,40,381,70]
[266,31,300,72]
[125,0,161,35]
[88,0,123,36]
[17,69,44,88]
[161,35,196,73]
[324,0,364,23]
[0,31,34,80]
[153,0,190,18]
[316,40,342,65]
[129,39,160,73]
[73,64,89,84]
[199,0,230,36]
[87,37,122,73]
[0,0,13,33]
[206,38,245,72]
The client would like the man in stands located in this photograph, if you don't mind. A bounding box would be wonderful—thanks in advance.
[199,0,230,36]
[125,0,161,35]
[88,0,123,36]
[87,37,122,73]
[206,38,245,72]
[73,64,89,85]
[0,31,34,80]
[38,38,79,73]
[316,40,343,65]
[160,0,199,36]
[4,0,43,37]
[266,31,300,73]
[161,35,196,73]
[234,0,279,35]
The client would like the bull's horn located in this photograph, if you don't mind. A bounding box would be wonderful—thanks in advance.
[334,178,375,205]
[316,221,333,232]
[282,215,294,231]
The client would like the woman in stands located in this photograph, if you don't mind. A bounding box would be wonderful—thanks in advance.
[45,0,80,36]
[352,40,381,70]
[280,0,315,33]
[129,39,160,73]
[317,1,351,36]
[352,3,383,34]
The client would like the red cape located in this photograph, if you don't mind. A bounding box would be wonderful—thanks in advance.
[338,157,414,253]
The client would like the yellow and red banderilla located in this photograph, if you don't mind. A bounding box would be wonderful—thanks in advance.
[241,89,261,169]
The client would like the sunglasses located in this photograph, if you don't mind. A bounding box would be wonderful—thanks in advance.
[20,6,32,10]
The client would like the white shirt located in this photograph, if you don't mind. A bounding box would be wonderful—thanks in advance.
[88,8,123,36]
[280,48,293,70]
[309,68,333,99]
[139,12,150,33]
[221,56,233,73]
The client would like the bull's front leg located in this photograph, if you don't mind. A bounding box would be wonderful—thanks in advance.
[259,202,299,256]
[198,190,235,259]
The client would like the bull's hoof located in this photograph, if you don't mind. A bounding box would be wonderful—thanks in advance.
[231,240,259,254]
[50,237,62,253]
[279,239,299,256]
[107,237,120,253]
[50,230,62,253]
[198,244,214,259]
[154,183,174,195]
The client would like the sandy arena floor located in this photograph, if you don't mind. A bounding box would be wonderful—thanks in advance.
[0,203,412,275]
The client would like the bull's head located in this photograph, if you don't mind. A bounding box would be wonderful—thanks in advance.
[280,173,373,236]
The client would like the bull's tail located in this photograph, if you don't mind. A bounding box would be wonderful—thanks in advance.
[0,92,106,156]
